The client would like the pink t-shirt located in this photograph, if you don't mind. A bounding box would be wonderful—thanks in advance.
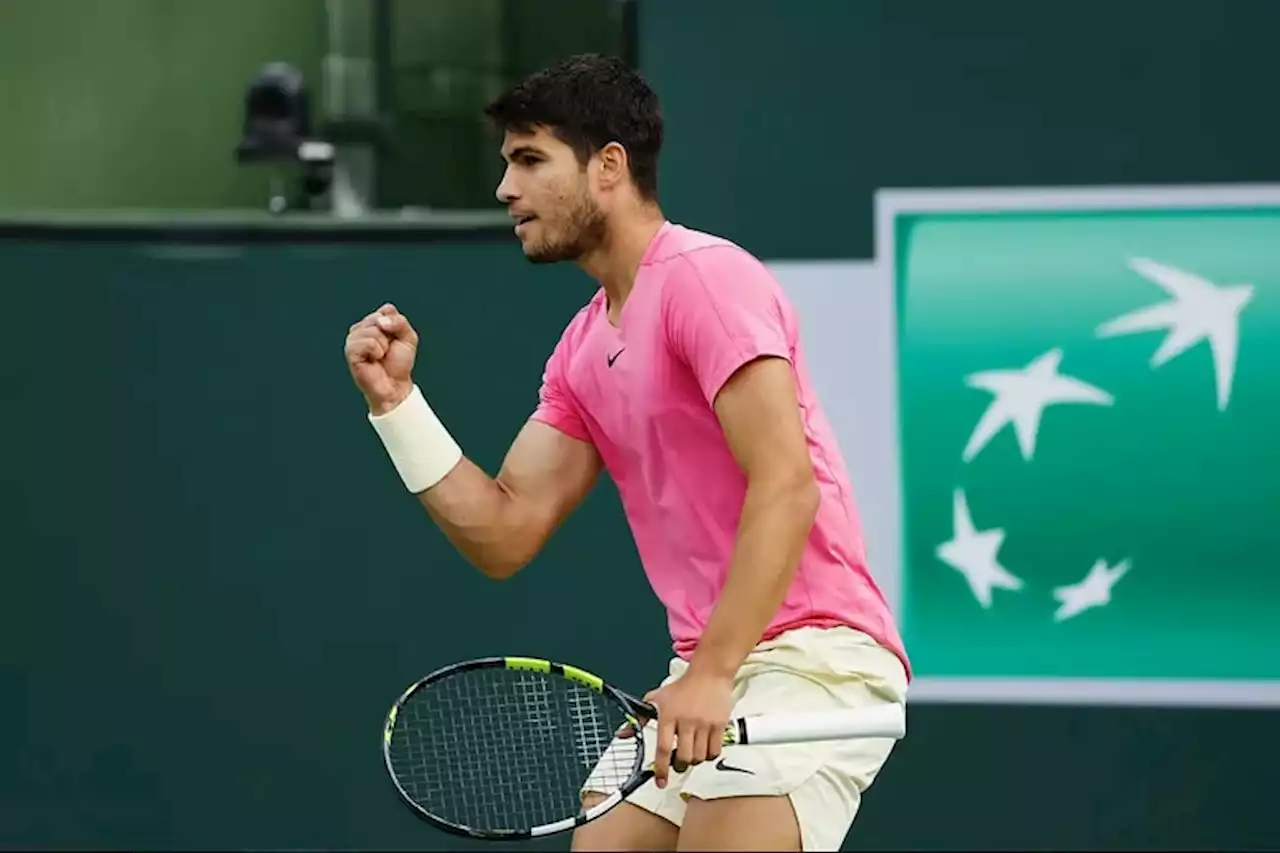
[530,222,909,677]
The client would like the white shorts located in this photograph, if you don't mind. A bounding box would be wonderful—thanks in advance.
[583,625,908,852]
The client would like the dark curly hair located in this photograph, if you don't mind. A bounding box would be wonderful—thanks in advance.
[484,54,663,201]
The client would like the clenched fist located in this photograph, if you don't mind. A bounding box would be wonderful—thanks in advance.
[345,303,418,415]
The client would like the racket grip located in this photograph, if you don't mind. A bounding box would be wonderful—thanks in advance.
[736,703,906,745]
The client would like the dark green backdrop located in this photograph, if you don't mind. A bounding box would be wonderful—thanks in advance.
[8,0,1280,849]
[643,0,1280,261]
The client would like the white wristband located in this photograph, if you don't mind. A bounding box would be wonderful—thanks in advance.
[367,385,463,493]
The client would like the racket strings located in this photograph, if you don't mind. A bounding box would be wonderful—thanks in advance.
[387,667,640,833]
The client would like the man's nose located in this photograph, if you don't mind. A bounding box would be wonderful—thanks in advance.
[496,166,518,204]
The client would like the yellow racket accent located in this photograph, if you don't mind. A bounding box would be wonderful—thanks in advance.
[504,656,551,673]
[384,705,399,746]
[561,664,604,691]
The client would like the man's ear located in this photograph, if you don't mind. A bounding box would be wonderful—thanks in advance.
[595,141,630,190]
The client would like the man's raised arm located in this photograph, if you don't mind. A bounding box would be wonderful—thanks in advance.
[345,303,600,579]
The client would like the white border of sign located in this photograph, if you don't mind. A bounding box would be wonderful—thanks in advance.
[874,184,1280,707]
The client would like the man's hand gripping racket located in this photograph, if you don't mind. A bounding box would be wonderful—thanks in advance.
[637,667,735,788]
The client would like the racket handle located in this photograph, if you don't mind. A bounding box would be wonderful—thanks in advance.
[735,703,906,745]
[665,705,903,772]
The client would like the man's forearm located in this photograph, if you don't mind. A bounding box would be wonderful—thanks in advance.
[686,476,820,679]
[417,459,538,579]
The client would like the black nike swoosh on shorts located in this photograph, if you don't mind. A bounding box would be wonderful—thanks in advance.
[714,758,755,774]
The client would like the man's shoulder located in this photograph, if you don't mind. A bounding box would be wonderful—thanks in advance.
[647,223,760,269]
[649,224,780,308]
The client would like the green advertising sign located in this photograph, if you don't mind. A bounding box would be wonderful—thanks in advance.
[878,186,1280,706]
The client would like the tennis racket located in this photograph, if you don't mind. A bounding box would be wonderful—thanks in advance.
[382,655,906,840]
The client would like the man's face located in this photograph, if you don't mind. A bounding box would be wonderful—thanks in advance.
[495,126,607,264]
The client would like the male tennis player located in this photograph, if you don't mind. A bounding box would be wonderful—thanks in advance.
[344,54,910,852]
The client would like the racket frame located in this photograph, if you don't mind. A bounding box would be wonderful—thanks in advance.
[382,655,656,840]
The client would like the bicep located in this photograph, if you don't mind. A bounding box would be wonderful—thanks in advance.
[506,312,601,531]
[497,419,602,532]
[713,356,813,486]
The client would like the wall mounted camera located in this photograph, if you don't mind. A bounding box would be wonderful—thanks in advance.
[235,62,335,214]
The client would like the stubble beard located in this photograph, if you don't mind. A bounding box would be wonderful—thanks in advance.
[524,189,609,265]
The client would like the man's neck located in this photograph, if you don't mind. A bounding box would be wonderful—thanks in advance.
[578,206,667,324]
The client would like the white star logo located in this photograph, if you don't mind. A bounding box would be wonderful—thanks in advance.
[1096,257,1253,411]
[962,348,1114,463]
[935,489,1024,608]
[1052,559,1131,622]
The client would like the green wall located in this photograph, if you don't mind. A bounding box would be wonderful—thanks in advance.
[0,0,326,211]
[642,0,1280,260]
[0,0,629,213]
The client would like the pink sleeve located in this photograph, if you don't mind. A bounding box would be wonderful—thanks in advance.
[529,322,593,444]
[663,246,794,406]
